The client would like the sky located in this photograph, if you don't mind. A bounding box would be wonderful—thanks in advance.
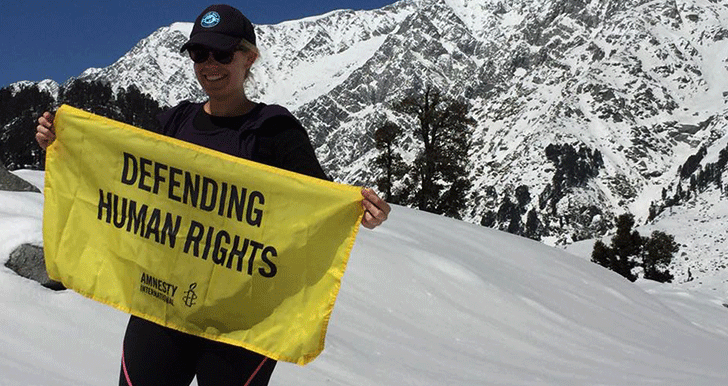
[0,0,397,88]
[3,169,728,385]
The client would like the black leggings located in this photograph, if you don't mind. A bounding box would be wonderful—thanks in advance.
[119,316,276,386]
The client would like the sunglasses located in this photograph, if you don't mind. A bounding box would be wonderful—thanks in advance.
[188,47,243,64]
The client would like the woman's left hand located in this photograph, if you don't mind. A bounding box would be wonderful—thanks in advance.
[360,188,391,229]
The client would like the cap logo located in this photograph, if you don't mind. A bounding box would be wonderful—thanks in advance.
[200,11,220,28]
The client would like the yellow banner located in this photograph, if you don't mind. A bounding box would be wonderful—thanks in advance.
[43,105,363,365]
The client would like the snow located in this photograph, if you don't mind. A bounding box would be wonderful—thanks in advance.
[264,35,389,110]
[169,22,193,36]
[2,170,728,385]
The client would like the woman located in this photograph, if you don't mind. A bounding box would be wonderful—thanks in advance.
[36,4,390,386]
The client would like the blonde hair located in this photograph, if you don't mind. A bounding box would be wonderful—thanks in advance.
[237,39,259,82]
[238,39,259,58]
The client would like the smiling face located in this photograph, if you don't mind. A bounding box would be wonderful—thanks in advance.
[193,47,257,102]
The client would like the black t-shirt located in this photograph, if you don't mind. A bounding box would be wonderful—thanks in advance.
[193,109,249,132]
[156,102,328,180]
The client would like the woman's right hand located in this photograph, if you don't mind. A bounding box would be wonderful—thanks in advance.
[36,111,56,149]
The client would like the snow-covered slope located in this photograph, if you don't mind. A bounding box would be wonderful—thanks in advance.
[2,170,728,385]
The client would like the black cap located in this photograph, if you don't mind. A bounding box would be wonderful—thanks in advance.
[180,4,256,52]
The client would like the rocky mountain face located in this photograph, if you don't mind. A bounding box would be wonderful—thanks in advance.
[8,0,728,288]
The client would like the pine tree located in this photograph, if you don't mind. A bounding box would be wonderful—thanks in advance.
[114,84,164,131]
[393,85,474,217]
[591,239,614,270]
[1,80,165,171]
[609,213,640,281]
[0,84,54,170]
[374,121,406,203]
[435,177,471,219]
[525,209,542,240]
[480,210,496,227]
[59,79,116,118]
[591,213,677,282]
[642,231,677,283]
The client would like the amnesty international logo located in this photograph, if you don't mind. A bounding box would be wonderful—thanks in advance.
[183,283,198,307]
[139,272,176,306]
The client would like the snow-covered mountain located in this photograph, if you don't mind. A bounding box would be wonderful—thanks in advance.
[10,0,728,290]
